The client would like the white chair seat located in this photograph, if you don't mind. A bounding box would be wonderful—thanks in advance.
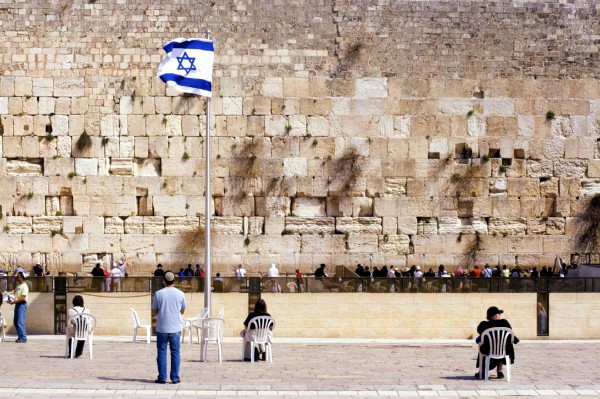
[67,314,96,359]
[478,327,513,382]
[130,308,151,344]
[183,307,209,344]
[242,316,274,363]
[197,317,224,362]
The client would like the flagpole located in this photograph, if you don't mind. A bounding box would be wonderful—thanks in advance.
[204,31,212,316]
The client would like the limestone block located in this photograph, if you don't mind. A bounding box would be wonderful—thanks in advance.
[325,196,352,217]
[437,217,479,234]
[265,115,288,136]
[336,217,382,235]
[255,197,291,217]
[127,115,145,137]
[467,116,486,137]
[373,197,401,217]
[221,196,255,217]
[75,158,98,176]
[0,77,15,96]
[165,216,199,233]
[43,158,74,177]
[248,217,264,235]
[119,137,135,158]
[382,217,397,235]
[517,116,535,138]
[246,235,300,254]
[488,218,527,235]
[527,160,553,178]
[398,216,417,235]
[355,78,387,98]
[579,137,595,160]
[283,78,310,97]
[283,157,307,177]
[145,115,163,136]
[287,115,307,136]
[412,234,445,254]
[82,216,104,234]
[564,137,579,159]
[429,137,448,155]
[125,216,144,234]
[0,97,7,115]
[542,236,572,253]
[6,216,32,233]
[13,194,44,217]
[352,197,373,217]
[161,158,197,177]
[507,178,539,197]
[527,218,546,234]
[134,137,149,159]
[110,158,133,176]
[182,115,200,137]
[300,235,346,254]
[134,159,161,177]
[262,77,283,97]
[545,137,565,158]
[546,217,565,235]
[104,217,124,234]
[554,160,587,178]
[264,217,285,235]
[100,115,119,137]
[62,216,83,234]
[144,217,165,234]
[379,234,411,254]
[7,159,43,176]
[292,197,325,217]
[120,235,155,253]
[119,96,133,115]
[437,99,472,115]
[347,235,378,252]
[417,218,438,234]
[54,78,84,97]
[285,217,335,235]
[14,77,32,97]
[32,216,62,233]
[153,195,186,217]
[212,216,243,234]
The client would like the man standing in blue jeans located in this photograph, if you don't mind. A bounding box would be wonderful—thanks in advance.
[151,271,186,384]
[8,272,29,343]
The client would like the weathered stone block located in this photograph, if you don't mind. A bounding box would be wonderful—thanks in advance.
[125,216,144,234]
[488,217,527,235]
[104,216,124,234]
[165,216,199,234]
[255,197,290,217]
[32,216,62,233]
[75,158,98,176]
[355,78,387,98]
[285,217,335,235]
[6,216,32,233]
[336,217,382,235]
[110,158,134,176]
[143,216,165,234]
[292,197,325,217]
[153,195,186,217]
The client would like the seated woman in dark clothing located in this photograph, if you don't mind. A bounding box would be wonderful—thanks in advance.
[242,299,273,361]
[475,306,519,379]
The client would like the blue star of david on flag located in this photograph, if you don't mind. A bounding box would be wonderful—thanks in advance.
[176,51,196,75]
[158,38,214,97]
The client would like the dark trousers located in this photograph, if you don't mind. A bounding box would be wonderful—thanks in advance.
[69,338,86,358]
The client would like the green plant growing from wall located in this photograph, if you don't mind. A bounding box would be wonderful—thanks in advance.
[467,109,474,117]
[482,154,490,162]
[546,110,556,120]
[68,172,76,179]
[76,131,92,151]
[101,137,109,147]
[499,165,508,173]
[182,152,190,160]
[465,231,482,266]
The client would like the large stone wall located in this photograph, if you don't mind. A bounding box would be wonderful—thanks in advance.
[1,1,600,276]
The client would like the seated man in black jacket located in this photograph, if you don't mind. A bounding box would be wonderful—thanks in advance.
[475,306,519,380]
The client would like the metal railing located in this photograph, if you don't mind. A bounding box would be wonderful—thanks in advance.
[1,276,599,294]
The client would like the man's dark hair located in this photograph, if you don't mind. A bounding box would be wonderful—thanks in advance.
[72,295,84,307]
[254,299,267,314]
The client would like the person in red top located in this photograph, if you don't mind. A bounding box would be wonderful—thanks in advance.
[471,265,482,278]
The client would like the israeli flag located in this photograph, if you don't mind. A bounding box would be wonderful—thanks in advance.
[157,38,215,97]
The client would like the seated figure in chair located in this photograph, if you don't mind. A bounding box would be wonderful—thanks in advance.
[475,306,519,379]
[241,299,273,361]
[66,295,91,358]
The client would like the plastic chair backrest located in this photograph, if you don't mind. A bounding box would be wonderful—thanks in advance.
[130,308,141,327]
[286,281,297,292]
[481,327,513,359]
[201,317,224,341]
[216,308,225,318]
[248,316,274,344]
[72,313,96,340]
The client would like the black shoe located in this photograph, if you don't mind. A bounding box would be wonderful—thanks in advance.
[154,379,166,384]
[474,372,481,380]
[254,347,260,361]
[497,372,505,379]
[15,339,27,343]
[171,380,180,384]
[260,352,266,361]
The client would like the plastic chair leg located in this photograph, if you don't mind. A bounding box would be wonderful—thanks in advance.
[89,336,93,359]
[505,356,511,382]
[133,329,137,343]
[146,327,150,344]
[217,341,222,363]
[484,357,491,381]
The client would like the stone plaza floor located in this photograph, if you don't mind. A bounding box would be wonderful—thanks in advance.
[0,335,599,398]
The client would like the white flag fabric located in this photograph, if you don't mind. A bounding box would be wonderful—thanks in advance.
[157,38,214,97]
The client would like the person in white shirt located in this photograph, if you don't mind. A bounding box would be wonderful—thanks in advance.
[413,266,423,279]
[267,263,279,278]
[110,263,122,292]
[235,265,247,279]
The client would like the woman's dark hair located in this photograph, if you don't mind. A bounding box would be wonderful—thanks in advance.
[72,295,84,307]
[254,299,267,314]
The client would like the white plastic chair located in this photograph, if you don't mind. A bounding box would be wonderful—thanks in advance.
[183,307,209,344]
[242,316,275,363]
[286,281,298,292]
[130,308,151,344]
[197,317,224,362]
[0,315,6,342]
[478,327,514,381]
[216,307,225,318]
[68,313,96,359]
